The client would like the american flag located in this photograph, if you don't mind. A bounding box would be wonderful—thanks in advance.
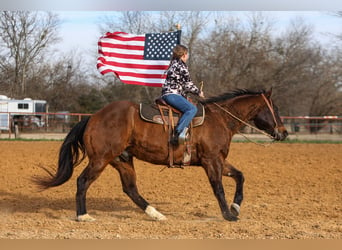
[97,30,181,87]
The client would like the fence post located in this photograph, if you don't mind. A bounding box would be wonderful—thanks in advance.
[14,124,19,139]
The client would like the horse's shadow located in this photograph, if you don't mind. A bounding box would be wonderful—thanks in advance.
[0,189,168,218]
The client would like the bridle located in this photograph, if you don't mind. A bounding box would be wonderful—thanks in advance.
[212,93,280,141]
[261,93,279,130]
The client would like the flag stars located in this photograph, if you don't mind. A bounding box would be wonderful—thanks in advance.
[144,31,181,60]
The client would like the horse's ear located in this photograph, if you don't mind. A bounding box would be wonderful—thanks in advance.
[265,88,273,98]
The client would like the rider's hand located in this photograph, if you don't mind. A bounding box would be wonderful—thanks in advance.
[199,91,205,98]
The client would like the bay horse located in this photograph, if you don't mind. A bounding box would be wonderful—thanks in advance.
[34,89,288,222]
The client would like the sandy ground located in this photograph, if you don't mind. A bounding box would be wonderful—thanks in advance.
[0,141,341,239]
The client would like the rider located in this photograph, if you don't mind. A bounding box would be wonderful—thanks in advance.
[161,44,204,145]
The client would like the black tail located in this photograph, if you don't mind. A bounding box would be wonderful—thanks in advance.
[33,117,90,189]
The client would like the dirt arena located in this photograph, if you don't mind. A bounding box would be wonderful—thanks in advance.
[0,141,341,239]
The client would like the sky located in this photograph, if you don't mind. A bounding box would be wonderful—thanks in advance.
[52,11,342,61]
[1,1,341,64]
[2,0,342,11]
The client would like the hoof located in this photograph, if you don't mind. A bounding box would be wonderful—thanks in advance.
[230,203,240,217]
[223,213,238,221]
[76,213,96,222]
[145,205,167,221]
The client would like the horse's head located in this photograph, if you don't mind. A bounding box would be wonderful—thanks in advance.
[253,90,288,141]
[201,88,288,141]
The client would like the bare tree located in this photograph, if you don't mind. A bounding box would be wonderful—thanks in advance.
[0,11,60,98]
[35,51,92,112]
[93,11,342,118]
[154,11,182,32]
[98,11,153,35]
[193,12,275,95]
[178,12,209,59]
[308,51,342,116]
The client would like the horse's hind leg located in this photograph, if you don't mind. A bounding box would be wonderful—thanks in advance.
[110,158,166,221]
[76,159,107,222]
[222,162,245,217]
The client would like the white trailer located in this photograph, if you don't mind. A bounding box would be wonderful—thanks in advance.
[0,95,47,130]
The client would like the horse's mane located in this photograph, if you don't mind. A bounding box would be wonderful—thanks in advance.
[201,89,266,104]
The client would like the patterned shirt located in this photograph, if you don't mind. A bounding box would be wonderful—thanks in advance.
[161,59,200,97]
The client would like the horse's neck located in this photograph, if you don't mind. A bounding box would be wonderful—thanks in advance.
[232,96,263,120]
[214,95,263,124]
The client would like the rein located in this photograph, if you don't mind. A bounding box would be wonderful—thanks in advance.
[261,93,279,129]
[212,93,278,145]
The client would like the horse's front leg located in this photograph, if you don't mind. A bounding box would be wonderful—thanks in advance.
[222,162,244,217]
[202,157,237,221]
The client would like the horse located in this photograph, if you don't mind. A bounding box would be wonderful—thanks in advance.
[34,88,288,222]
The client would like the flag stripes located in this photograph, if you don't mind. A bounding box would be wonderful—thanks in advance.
[97,31,181,87]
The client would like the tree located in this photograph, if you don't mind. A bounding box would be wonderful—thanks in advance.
[308,50,342,116]
[0,11,60,98]
[98,11,153,35]
[42,52,93,112]
[193,12,275,95]
[177,11,209,68]
[91,11,342,118]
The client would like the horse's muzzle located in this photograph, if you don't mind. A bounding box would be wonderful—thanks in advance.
[273,127,288,141]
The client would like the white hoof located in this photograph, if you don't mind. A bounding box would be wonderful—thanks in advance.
[145,205,167,221]
[76,213,96,222]
[230,203,240,217]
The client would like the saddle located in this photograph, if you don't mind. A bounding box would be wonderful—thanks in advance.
[140,98,205,128]
[139,98,205,168]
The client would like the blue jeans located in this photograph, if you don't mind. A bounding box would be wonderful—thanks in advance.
[162,94,197,134]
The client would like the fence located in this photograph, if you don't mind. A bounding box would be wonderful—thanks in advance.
[282,116,342,134]
[0,112,341,140]
[0,111,91,139]
[241,116,342,142]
